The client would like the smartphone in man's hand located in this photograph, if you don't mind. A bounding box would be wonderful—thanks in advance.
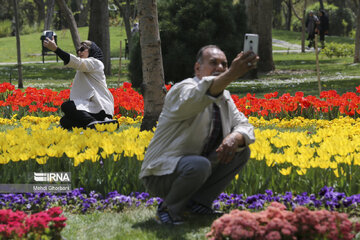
[243,33,259,55]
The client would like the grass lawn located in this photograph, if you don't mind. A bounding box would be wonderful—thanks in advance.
[229,51,360,97]
[272,29,355,45]
[62,207,213,240]
[1,26,130,90]
[2,28,360,95]
[1,59,130,91]
[3,46,360,96]
[0,26,127,63]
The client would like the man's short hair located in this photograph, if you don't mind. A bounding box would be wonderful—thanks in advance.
[196,45,222,64]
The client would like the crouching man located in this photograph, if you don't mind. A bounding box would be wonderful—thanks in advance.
[140,45,258,224]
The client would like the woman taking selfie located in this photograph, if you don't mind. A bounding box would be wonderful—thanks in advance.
[43,37,117,130]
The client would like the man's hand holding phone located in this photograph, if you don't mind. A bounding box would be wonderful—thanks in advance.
[229,51,259,78]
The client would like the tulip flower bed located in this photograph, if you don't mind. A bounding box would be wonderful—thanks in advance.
[1,82,360,120]
[1,115,360,195]
[0,118,151,195]
[0,207,67,239]
[233,89,360,119]
[0,82,143,118]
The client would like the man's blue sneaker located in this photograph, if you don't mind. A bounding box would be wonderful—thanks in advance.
[155,203,184,225]
[189,201,223,217]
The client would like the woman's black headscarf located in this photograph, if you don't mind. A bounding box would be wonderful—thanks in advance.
[88,42,104,63]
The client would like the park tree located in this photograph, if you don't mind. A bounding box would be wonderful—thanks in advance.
[129,0,247,87]
[327,0,345,8]
[245,0,275,72]
[44,0,55,30]
[273,0,294,30]
[161,0,247,83]
[292,0,307,52]
[284,0,293,30]
[34,0,45,26]
[138,0,166,131]
[88,0,111,75]
[273,0,284,29]
[71,0,91,27]
[354,0,360,62]
[12,0,23,88]
[0,1,13,21]
[113,0,136,51]
[56,0,81,50]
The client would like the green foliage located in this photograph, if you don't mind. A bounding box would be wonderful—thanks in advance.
[20,21,44,35]
[0,155,145,196]
[330,6,355,36]
[0,20,12,37]
[292,3,355,37]
[159,0,247,83]
[129,0,247,85]
[128,33,143,89]
[292,3,337,32]
[0,26,127,63]
[228,157,360,197]
[321,42,354,58]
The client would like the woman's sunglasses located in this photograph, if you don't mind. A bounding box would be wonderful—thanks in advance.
[77,46,88,53]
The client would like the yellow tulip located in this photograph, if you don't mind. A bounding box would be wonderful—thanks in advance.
[296,168,307,175]
[279,167,292,175]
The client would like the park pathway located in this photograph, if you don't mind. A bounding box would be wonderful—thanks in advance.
[272,39,317,53]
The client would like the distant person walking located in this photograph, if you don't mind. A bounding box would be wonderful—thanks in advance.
[131,22,139,36]
[305,11,319,49]
[317,10,329,49]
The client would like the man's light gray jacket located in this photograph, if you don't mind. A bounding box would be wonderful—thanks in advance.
[139,76,255,178]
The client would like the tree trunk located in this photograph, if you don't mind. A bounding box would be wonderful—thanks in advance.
[44,0,55,30]
[291,0,306,52]
[13,0,23,88]
[354,1,360,62]
[55,0,81,51]
[138,0,166,131]
[245,0,275,72]
[272,0,283,28]
[124,0,133,50]
[286,0,292,30]
[115,0,133,51]
[78,0,91,27]
[88,0,111,75]
[301,0,307,52]
[319,0,324,9]
[34,0,46,26]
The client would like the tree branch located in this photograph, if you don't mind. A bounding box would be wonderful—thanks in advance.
[354,0,359,9]
[291,0,302,20]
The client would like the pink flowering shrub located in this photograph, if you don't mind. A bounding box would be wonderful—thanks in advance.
[0,207,67,240]
[207,202,360,240]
